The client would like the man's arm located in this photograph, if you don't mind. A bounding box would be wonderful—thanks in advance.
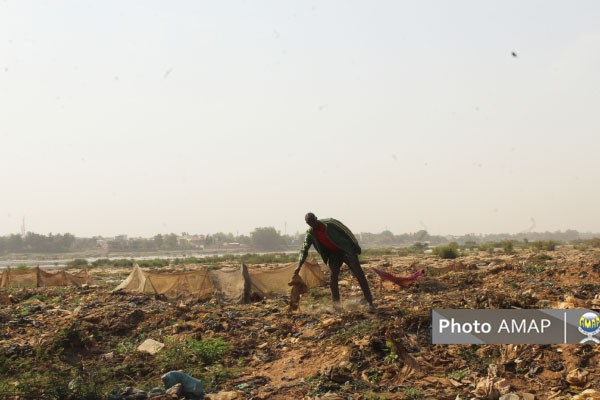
[294,233,313,275]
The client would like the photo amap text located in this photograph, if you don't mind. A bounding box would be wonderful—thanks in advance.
[439,318,552,334]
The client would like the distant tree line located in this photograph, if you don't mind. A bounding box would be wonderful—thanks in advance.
[0,228,596,255]
[359,230,447,246]
[0,232,79,253]
[0,227,296,255]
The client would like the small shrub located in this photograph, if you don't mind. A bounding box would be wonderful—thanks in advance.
[66,258,89,269]
[587,238,600,248]
[478,243,495,255]
[91,258,111,268]
[433,242,459,259]
[532,241,558,251]
[501,240,514,254]
[410,242,428,253]
[138,259,169,268]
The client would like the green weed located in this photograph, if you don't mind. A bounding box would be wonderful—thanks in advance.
[401,386,424,400]
[114,339,137,355]
[158,337,230,371]
[525,264,548,275]
[447,368,469,380]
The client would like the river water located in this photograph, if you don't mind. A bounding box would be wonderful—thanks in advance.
[0,250,297,270]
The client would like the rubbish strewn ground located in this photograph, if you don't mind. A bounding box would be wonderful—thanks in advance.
[0,246,599,399]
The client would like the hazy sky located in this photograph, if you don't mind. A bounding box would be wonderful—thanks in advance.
[1,1,599,238]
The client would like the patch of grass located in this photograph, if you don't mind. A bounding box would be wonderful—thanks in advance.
[48,322,94,358]
[0,351,107,400]
[114,339,136,355]
[447,368,469,380]
[456,345,497,374]
[425,266,441,277]
[334,320,376,342]
[23,293,48,303]
[158,337,230,372]
[66,258,89,269]
[137,259,170,268]
[401,386,424,400]
[525,264,549,275]
[363,368,382,384]
[531,253,553,263]
[457,346,478,364]
[91,258,133,268]
[202,364,235,392]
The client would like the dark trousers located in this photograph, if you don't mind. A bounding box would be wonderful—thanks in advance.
[328,252,373,306]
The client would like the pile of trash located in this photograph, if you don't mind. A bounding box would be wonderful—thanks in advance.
[0,246,598,399]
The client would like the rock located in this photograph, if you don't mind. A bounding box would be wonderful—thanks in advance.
[521,394,535,400]
[499,394,519,400]
[165,383,182,396]
[137,339,164,355]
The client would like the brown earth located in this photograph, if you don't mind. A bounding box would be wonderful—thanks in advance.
[0,246,599,400]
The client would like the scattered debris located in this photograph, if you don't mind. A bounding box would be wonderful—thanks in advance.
[0,247,598,399]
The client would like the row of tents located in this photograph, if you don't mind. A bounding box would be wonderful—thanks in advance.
[0,260,326,304]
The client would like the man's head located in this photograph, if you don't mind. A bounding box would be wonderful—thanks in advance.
[305,212,318,228]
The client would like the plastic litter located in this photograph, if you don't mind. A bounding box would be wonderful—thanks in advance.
[162,371,205,400]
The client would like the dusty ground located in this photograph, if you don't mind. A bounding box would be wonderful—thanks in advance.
[1,246,599,399]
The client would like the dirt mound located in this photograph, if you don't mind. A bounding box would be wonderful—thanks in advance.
[0,248,599,399]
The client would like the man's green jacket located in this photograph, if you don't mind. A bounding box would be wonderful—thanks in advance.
[298,218,362,267]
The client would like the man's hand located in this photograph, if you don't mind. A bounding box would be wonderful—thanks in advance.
[293,265,301,276]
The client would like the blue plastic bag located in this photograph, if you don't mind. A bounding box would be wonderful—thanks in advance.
[162,371,205,400]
